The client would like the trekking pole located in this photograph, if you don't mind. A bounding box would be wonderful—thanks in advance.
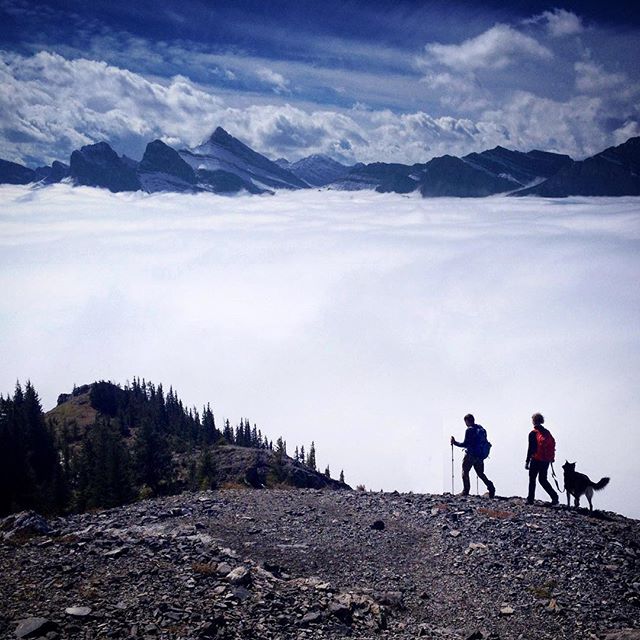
[451,443,454,494]
[476,472,479,496]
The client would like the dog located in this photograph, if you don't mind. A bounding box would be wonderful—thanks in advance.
[562,461,610,511]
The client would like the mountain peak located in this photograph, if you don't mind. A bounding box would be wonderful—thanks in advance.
[208,127,233,144]
[184,127,308,189]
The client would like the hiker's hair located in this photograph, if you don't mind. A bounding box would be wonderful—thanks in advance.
[532,412,544,426]
[464,414,475,424]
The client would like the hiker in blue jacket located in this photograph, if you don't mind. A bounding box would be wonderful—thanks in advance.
[451,414,496,497]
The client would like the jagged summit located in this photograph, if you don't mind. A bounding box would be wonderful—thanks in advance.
[208,126,235,144]
[137,139,198,193]
[2,135,640,197]
[181,127,308,191]
[70,141,141,192]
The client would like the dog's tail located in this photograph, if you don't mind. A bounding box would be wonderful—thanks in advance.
[592,477,610,491]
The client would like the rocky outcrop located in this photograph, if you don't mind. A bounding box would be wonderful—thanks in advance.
[34,161,70,184]
[0,491,637,639]
[210,446,347,490]
[69,142,141,192]
[137,140,198,193]
[0,511,52,542]
[0,159,35,184]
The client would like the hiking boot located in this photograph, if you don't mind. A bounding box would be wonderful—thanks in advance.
[488,484,496,499]
[526,498,534,505]
[550,497,559,505]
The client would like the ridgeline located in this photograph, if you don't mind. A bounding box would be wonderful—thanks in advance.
[0,490,638,639]
[0,379,348,518]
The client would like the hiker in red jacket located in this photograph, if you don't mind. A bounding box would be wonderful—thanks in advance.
[525,413,559,505]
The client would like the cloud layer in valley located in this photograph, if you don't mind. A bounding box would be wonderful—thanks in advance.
[1,1,639,166]
[1,186,639,517]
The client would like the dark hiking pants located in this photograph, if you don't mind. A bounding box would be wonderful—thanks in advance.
[528,460,558,503]
[462,453,494,495]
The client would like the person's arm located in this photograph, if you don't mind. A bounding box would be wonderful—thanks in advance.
[451,427,472,448]
[525,431,537,468]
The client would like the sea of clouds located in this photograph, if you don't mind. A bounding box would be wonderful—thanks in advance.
[1,186,639,517]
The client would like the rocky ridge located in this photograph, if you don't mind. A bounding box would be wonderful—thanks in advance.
[2,130,639,197]
[1,490,638,640]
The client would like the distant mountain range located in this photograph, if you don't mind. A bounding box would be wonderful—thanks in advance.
[1,129,639,198]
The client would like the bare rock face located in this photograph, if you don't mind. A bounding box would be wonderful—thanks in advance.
[69,141,141,192]
[137,139,199,193]
[0,159,36,185]
[1,491,638,639]
[0,511,52,541]
[212,445,347,490]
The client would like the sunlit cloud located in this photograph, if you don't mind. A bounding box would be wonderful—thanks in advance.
[1,3,639,168]
[421,24,553,72]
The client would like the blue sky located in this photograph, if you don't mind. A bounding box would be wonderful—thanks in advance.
[1,0,639,166]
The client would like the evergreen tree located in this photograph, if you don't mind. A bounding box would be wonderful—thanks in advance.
[202,404,216,445]
[75,418,133,510]
[324,465,331,478]
[235,421,245,446]
[307,442,317,471]
[340,469,345,484]
[2,376,330,516]
[197,447,216,490]
[133,416,170,494]
[223,419,233,444]
[0,382,65,515]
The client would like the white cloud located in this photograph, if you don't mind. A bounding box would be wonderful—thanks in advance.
[0,49,637,169]
[0,51,512,165]
[478,90,610,156]
[1,187,639,517]
[421,24,553,72]
[534,9,584,37]
[0,51,225,163]
[255,67,290,93]
[612,119,640,144]
[574,60,628,93]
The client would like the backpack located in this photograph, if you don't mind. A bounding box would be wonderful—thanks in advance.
[469,424,492,460]
[532,428,555,462]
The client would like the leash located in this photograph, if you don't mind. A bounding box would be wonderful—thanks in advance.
[551,462,565,493]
